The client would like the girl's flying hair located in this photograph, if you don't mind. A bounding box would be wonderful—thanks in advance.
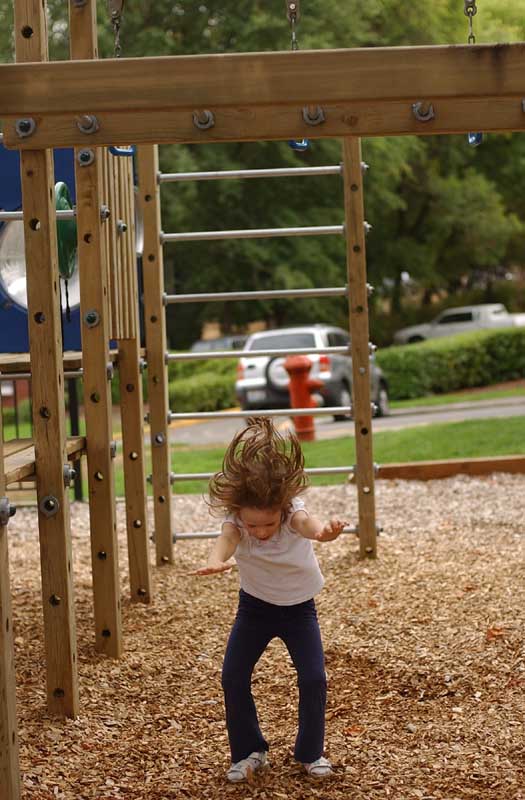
[208,416,308,514]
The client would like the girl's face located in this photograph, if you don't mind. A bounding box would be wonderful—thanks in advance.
[239,507,283,541]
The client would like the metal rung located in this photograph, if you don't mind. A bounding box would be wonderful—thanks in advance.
[173,525,358,541]
[167,345,349,362]
[159,165,343,182]
[0,369,83,382]
[167,465,355,482]
[165,286,347,304]
[0,209,76,222]
[167,406,351,422]
[161,224,344,243]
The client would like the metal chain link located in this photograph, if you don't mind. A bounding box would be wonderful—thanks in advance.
[286,1,300,50]
[108,0,124,57]
[464,0,477,44]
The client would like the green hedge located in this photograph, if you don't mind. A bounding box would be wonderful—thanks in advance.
[169,370,237,412]
[376,327,525,400]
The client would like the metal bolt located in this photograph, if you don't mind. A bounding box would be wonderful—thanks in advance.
[78,149,95,167]
[161,555,170,564]
[39,495,60,517]
[0,497,16,526]
[153,433,165,446]
[110,441,117,459]
[359,366,366,375]
[133,519,142,529]
[101,629,111,638]
[116,220,128,234]
[365,546,374,554]
[192,109,215,130]
[97,551,107,560]
[106,363,114,381]
[15,118,36,139]
[137,588,147,597]
[84,309,100,327]
[361,161,370,174]
[53,688,65,698]
[100,205,111,221]
[49,594,61,606]
[129,451,139,461]
[76,114,99,135]
[39,406,51,419]
[63,465,76,487]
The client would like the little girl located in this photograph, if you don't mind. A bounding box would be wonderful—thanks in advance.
[193,416,345,783]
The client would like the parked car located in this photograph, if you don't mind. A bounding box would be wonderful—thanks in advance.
[190,334,248,352]
[235,324,390,419]
[393,303,525,345]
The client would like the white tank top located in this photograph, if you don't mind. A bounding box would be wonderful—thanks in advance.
[225,497,324,606]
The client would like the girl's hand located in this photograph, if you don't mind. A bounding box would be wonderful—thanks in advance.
[190,559,235,576]
[315,518,346,542]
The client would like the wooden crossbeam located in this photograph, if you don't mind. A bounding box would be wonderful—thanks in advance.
[376,455,525,481]
[4,437,86,486]
[2,44,525,148]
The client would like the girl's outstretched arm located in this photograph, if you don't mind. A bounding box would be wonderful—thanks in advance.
[292,510,346,542]
[190,522,241,575]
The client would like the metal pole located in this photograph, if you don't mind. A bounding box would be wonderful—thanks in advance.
[165,286,347,304]
[167,345,350,361]
[167,406,351,422]
[0,209,76,222]
[159,165,342,182]
[161,224,344,243]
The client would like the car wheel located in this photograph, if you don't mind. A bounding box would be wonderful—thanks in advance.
[408,335,425,344]
[375,382,390,417]
[333,382,352,421]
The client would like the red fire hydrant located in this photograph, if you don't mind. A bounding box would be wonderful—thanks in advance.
[284,355,324,442]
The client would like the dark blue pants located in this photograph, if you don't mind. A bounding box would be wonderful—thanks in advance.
[222,589,327,764]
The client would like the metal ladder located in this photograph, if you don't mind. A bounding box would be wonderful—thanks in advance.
[137,138,378,561]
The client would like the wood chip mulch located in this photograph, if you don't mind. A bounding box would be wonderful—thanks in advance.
[7,473,525,800]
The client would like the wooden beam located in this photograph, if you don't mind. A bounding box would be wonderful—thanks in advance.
[2,43,525,148]
[342,138,376,559]
[136,145,173,566]
[3,96,525,150]
[0,391,21,800]
[4,437,86,486]
[14,0,79,719]
[70,0,121,658]
[376,455,525,481]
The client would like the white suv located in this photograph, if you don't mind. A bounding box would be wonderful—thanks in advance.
[235,324,390,420]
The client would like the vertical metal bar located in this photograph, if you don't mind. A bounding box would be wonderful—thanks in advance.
[342,137,377,558]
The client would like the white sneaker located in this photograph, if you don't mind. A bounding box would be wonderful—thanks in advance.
[303,756,333,779]
[226,751,268,783]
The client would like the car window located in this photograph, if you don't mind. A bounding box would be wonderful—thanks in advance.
[248,333,317,351]
[327,332,350,346]
[438,312,473,325]
[490,307,506,316]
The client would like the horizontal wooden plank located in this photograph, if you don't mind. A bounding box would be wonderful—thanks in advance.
[1,43,524,125]
[4,436,86,486]
[376,455,525,482]
[0,349,133,374]
[4,94,525,149]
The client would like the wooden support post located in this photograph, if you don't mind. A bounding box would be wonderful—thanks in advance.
[136,146,173,565]
[14,0,79,716]
[342,137,377,558]
[116,157,152,603]
[69,0,121,656]
[0,389,21,800]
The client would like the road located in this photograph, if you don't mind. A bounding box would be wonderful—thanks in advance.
[168,396,524,446]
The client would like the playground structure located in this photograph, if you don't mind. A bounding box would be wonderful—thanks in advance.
[1,0,525,797]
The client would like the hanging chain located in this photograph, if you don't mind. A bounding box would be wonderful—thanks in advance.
[464,0,477,44]
[286,1,300,51]
[108,0,125,57]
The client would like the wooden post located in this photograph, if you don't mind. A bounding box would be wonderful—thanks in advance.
[0,388,21,800]
[14,0,79,716]
[115,157,152,602]
[136,146,173,565]
[69,0,121,655]
[342,137,377,558]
